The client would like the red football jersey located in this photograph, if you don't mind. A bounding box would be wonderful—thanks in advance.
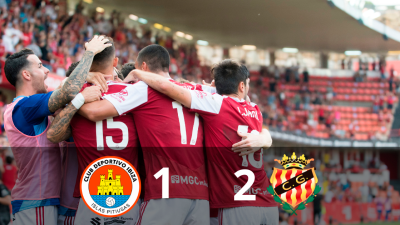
[70,81,140,197]
[189,91,276,208]
[104,79,208,201]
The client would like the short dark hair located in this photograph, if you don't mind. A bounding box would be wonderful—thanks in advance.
[66,61,80,77]
[137,44,169,73]
[91,36,115,71]
[5,156,13,165]
[121,62,136,78]
[212,59,249,95]
[4,49,35,87]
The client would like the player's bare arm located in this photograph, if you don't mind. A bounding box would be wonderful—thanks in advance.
[232,128,273,156]
[47,35,112,113]
[0,194,11,205]
[129,69,192,107]
[47,86,102,143]
[78,100,119,122]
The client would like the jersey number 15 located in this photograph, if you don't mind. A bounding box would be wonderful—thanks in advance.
[96,118,128,150]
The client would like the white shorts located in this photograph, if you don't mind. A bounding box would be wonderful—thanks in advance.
[74,198,141,225]
[57,214,75,225]
[218,206,279,225]
[12,206,58,225]
[137,198,209,225]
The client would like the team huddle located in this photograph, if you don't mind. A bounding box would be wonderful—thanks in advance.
[4,35,278,225]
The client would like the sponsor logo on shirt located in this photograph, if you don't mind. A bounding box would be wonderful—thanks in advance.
[233,185,267,195]
[170,175,208,187]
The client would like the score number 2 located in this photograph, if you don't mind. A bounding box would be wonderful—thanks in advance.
[234,125,262,201]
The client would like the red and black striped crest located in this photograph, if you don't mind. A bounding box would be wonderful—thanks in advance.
[270,168,318,208]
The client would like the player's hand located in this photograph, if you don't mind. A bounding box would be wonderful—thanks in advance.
[246,95,251,103]
[84,35,112,55]
[202,79,215,87]
[81,86,102,103]
[87,72,111,93]
[123,70,140,83]
[232,130,272,156]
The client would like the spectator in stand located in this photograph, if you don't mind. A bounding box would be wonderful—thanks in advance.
[385,196,392,221]
[380,64,386,80]
[313,194,323,225]
[3,23,23,53]
[303,68,310,83]
[294,93,301,110]
[294,65,299,83]
[269,77,276,92]
[0,169,11,225]
[375,193,385,221]
[268,93,276,110]
[285,67,291,82]
[318,107,325,123]
[387,92,394,111]
[2,156,17,191]
[379,95,385,111]
[325,112,332,129]
[313,91,323,105]
[373,96,380,114]
[274,66,280,80]
[389,67,395,92]
[262,106,269,125]
[348,120,358,139]
[334,110,341,123]
[303,92,311,111]
[26,40,42,58]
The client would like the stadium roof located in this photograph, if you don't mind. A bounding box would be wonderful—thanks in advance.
[96,0,400,52]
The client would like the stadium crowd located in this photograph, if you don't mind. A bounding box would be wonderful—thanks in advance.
[0,0,204,80]
[251,65,397,141]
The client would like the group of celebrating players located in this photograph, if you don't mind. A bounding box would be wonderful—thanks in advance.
[4,35,278,225]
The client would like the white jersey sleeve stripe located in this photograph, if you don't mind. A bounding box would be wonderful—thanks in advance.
[190,90,224,114]
[103,81,149,115]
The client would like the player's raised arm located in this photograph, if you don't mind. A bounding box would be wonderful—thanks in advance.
[129,69,192,108]
[47,35,112,113]
[47,86,102,143]
[78,100,119,122]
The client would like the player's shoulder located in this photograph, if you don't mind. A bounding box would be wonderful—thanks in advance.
[249,101,259,108]
[15,92,53,106]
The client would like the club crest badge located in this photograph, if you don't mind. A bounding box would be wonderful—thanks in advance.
[80,156,141,217]
[267,153,321,215]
